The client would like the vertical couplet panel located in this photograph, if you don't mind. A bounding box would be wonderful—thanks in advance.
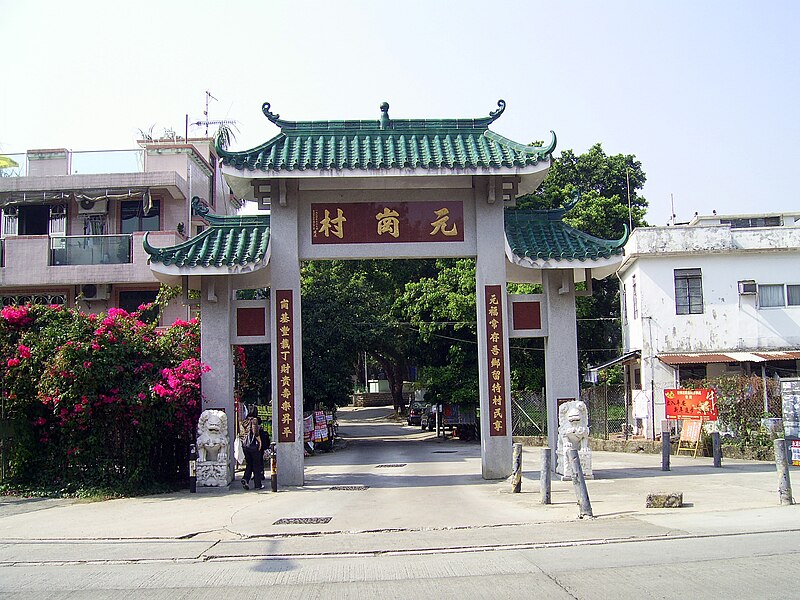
[275,290,296,442]
[484,284,508,436]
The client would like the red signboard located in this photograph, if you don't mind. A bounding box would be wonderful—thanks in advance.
[311,201,464,244]
[276,290,296,442]
[484,285,507,436]
[664,388,718,421]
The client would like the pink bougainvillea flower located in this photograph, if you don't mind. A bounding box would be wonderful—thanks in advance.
[7,358,20,367]
[18,344,31,359]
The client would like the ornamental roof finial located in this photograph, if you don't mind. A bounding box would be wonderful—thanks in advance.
[488,99,506,123]
[379,102,391,130]
[262,102,281,123]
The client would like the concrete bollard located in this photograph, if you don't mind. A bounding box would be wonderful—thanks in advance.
[774,439,794,506]
[512,443,522,493]
[270,442,278,493]
[661,420,670,471]
[568,448,593,518]
[712,431,722,468]
[540,447,552,505]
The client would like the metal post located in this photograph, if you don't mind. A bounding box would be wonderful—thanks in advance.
[540,447,552,504]
[774,439,794,506]
[512,443,522,493]
[712,431,722,468]
[661,420,671,471]
[568,448,593,518]
[270,442,278,492]
[188,444,197,493]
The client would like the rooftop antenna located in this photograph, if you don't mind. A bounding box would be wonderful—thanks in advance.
[670,193,676,226]
[186,90,237,143]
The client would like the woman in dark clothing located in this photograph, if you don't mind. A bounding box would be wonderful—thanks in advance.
[240,404,263,490]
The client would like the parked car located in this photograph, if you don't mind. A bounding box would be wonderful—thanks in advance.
[407,401,429,426]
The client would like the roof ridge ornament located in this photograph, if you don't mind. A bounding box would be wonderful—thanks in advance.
[262,102,281,124]
[191,196,209,217]
[379,102,392,130]
[488,99,506,123]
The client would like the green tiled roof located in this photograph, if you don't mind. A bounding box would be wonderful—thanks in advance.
[504,205,627,262]
[143,213,270,268]
[218,100,556,173]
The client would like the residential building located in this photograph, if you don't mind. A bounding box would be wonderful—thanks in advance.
[616,211,800,437]
[0,138,233,322]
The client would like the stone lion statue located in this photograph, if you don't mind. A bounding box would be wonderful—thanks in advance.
[556,400,592,479]
[196,409,230,487]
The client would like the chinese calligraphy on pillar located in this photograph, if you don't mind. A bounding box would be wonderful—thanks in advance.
[484,285,507,437]
[276,290,296,442]
[311,202,464,244]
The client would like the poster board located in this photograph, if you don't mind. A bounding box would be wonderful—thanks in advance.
[780,378,800,438]
[676,419,703,457]
[792,439,800,468]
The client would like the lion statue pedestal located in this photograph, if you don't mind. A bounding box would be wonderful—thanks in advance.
[196,409,231,487]
[556,400,593,480]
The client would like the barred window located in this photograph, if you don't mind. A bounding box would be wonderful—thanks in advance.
[674,268,703,315]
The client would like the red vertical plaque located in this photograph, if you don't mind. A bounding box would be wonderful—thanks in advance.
[276,290,295,442]
[484,284,507,436]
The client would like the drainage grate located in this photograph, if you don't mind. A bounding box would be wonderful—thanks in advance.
[273,517,332,525]
[432,450,458,454]
[329,485,370,491]
[375,463,407,468]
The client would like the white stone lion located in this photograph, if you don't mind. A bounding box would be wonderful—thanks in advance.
[196,409,230,487]
[197,409,228,462]
[557,400,592,479]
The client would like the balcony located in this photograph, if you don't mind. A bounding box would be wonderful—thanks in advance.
[50,235,132,266]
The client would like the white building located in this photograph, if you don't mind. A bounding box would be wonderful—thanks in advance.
[617,211,800,437]
[0,139,234,322]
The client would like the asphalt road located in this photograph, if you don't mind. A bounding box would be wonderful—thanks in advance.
[1,406,798,598]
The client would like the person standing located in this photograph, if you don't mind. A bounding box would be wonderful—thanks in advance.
[240,404,264,490]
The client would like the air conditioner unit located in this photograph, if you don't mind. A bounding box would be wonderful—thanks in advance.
[80,284,110,301]
[738,280,757,295]
[77,199,108,215]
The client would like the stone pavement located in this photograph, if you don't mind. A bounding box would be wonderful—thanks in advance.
[0,406,798,565]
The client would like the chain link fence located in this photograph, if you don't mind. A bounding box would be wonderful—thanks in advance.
[582,384,628,439]
[511,390,547,436]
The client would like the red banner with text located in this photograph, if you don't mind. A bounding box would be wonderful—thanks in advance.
[664,388,718,421]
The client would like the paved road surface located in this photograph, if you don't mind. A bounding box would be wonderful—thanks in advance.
[1,405,798,598]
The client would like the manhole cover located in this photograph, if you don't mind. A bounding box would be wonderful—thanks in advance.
[375,463,407,468]
[273,517,332,525]
[330,485,370,491]
[432,450,458,454]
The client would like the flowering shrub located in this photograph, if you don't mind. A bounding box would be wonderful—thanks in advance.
[1,303,206,493]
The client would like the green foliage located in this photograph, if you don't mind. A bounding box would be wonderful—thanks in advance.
[682,374,782,448]
[1,304,205,495]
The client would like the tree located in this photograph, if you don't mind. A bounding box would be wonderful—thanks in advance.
[516,143,649,369]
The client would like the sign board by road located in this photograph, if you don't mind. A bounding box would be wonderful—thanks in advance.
[792,440,800,467]
[780,378,800,439]
[664,388,718,421]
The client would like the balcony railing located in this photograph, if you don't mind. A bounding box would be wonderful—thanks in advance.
[50,235,133,266]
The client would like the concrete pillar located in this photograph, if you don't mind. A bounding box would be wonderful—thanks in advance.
[475,179,512,479]
[543,269,580,475]
[270,180,305,486]
[199,276,236,481]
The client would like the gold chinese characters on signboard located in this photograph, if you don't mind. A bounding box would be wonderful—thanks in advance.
[276,290,295,442]
[484,285,507,436]
[311,201,464,244]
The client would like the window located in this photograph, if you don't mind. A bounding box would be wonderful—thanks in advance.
[621,283,628,322]
[118,290,159,323]
[720,216,782,228]
[788,285,800,306]
[120,199,160,234]
[759,283,800,308]
[674,268,703,314]
[632,276,638,319]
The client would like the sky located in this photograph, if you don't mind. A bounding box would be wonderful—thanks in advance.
[2,0,798,226]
